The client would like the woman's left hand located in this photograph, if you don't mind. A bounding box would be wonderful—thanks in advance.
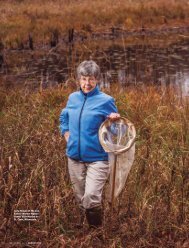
[107,113,121,120]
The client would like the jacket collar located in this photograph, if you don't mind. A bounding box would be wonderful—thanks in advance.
[80,85,100,97]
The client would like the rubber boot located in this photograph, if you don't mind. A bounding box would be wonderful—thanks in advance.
[85,206,102,229]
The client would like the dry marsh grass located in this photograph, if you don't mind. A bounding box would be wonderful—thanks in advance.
[0,85,188,247]
[1,0,189,47]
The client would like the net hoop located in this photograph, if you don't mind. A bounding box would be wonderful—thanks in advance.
[99,117,136,154]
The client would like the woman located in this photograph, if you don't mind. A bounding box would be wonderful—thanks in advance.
[59,60,120,228]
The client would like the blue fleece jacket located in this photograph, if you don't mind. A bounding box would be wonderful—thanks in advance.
[59,86,118,162]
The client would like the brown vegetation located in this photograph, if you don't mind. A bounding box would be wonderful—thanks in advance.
[0,85,188,247]
[1,0,189,47]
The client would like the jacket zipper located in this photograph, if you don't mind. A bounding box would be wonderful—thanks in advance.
[78,95,87,160]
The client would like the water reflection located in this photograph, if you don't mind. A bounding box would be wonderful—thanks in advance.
[1,37,189,97]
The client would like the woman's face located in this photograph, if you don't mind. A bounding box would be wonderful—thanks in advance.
[79,75,98,93]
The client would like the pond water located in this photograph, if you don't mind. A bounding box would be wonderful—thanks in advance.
[1,34,189,97]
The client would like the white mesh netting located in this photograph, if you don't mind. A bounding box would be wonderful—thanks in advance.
[99,118,136,201]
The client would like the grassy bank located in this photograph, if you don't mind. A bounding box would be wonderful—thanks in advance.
[0,85,188,247]
[1,0,189,47]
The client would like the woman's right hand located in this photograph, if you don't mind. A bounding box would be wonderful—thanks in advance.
[64,131,70,142]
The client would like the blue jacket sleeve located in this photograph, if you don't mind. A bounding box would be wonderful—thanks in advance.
[59,102,69,136]
[105,97,118,117]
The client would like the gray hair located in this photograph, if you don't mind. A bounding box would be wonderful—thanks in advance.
[76,60,101,80]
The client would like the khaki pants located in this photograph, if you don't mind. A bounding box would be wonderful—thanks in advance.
[67,157,110,209]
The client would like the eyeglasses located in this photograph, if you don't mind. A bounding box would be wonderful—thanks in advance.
[80,76,97,84]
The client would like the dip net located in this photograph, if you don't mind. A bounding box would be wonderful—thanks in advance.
[99,117,136,202]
